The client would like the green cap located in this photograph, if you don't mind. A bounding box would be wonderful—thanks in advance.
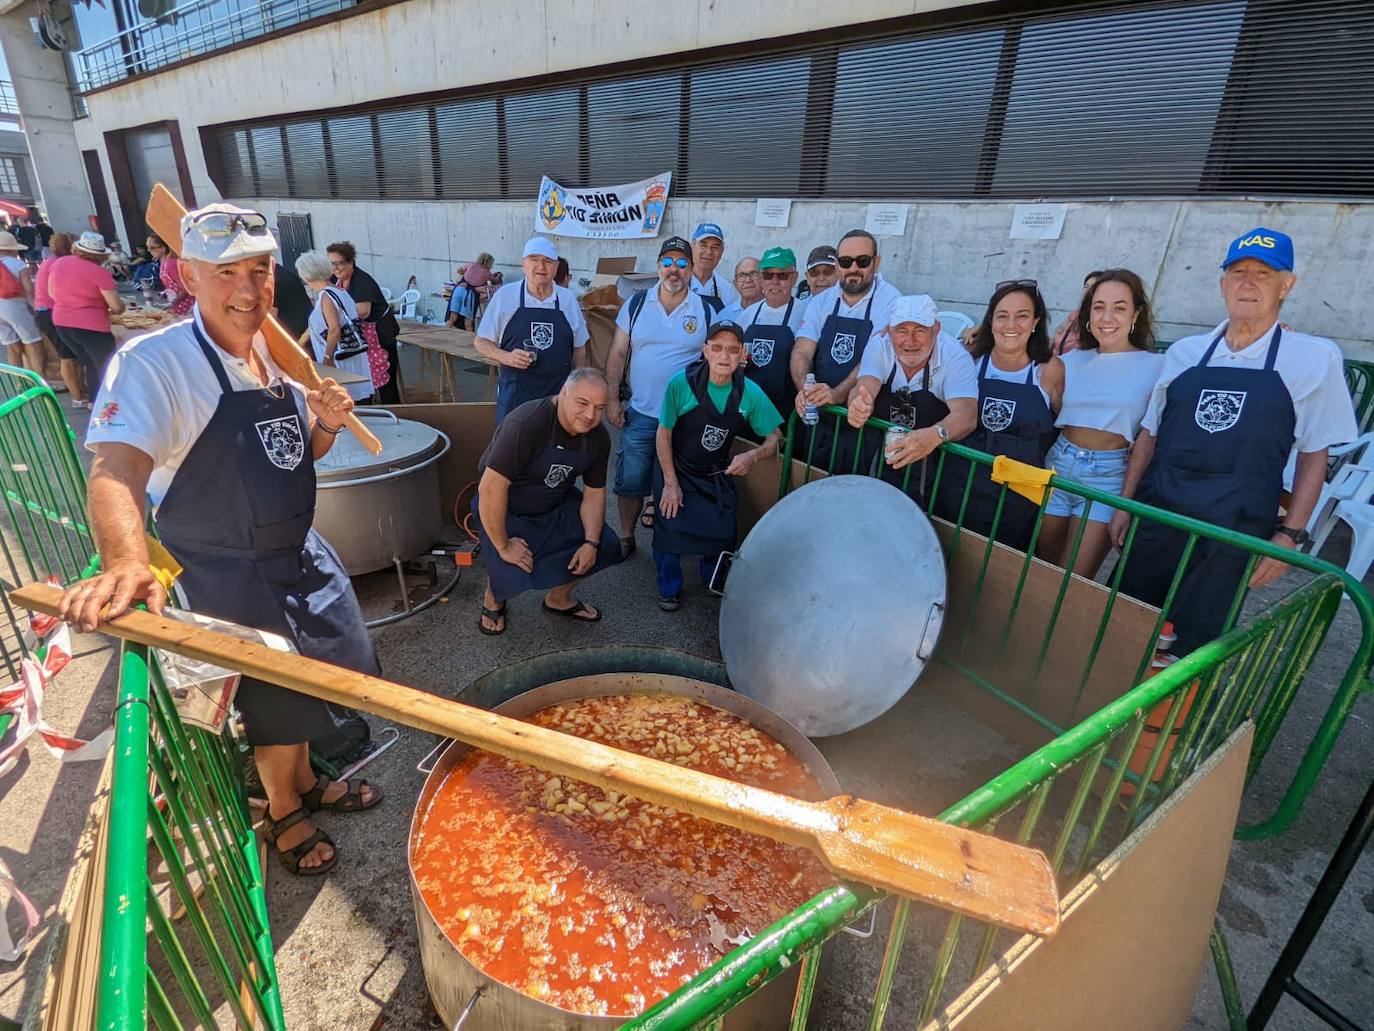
[759,246,796,271]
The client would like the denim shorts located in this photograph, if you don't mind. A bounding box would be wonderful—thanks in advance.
[1044,437,1129,524]
[614,407,659,498]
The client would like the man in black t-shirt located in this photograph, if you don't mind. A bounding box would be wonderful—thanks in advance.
[272,262,313,340]
[473,368,621,634]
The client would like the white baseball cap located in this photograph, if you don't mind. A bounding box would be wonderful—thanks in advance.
[887,294,939,329]
[178,203,277,265]
[523,236,559,261]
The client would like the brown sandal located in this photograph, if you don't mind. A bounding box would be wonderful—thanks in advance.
[264,807,337,876]
[300,773,383,813]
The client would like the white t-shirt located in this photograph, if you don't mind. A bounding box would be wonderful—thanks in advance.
[797,276,903,344]
[475,280,589,348]
[614,288,712,418]
[858,331,978,402]
[1057,348,1164,439]
[86,306,309,509]
[738,297,806,337]
[691,270,740,309]
[1141,321,1357,452]
[977,354,1052,407]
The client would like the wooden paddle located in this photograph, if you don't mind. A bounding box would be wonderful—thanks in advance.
[11,583,1060,935]
[144,184,382,455]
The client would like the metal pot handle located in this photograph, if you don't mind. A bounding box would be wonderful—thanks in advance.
[353,407,400,425]
[916,601,944,662]
[707,550,735,596]
[417,737,451,775]
[450,984,485,1030]
[841,905,878,939]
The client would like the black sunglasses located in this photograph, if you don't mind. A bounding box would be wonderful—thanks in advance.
[837,254,875,270]
[996,278,1039,291]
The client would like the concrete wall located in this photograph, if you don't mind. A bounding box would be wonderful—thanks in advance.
[0,8,91,230]
[237,194,1374,360]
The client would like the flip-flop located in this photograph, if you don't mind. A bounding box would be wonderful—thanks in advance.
[478,603,507,635]
[542,599,601,623]
[640,502,656,528]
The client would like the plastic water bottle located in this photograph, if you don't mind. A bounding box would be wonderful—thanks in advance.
[802,373,819,426]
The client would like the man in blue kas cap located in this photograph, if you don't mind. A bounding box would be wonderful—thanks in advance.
[688,222,738,313]
[1110,227,1356,653]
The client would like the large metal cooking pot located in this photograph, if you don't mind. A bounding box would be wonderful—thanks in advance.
[719,476,947,737]
[313,408,449,575]
[410,647,843,1030]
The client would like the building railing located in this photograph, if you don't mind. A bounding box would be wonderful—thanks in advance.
[0,81,18,118]
[75,0,359,91]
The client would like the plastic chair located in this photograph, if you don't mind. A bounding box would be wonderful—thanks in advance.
[937,310,975,337]
[1307,437,1374,579]
[1300,432,1374,536]
[399,288,421,320]
[381,286,393,303]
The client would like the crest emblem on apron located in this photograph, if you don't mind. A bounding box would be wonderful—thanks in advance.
[749,337,774,366]
[981,397,1017,433]
[701,425,729,452]
[255,416,304,472]
[530,322,555,350]
[1195,389,1246,433]
[544,463,574,488]
[830,333,857,364]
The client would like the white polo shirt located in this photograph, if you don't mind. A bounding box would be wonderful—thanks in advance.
[1141,320,1356,452]
[475,280,589,348]
[858,331,978,402]
[691,270,740,309]
[797,276,903,344]
[737,297,806,337]
[86,306,308,509]
[614,287,712,418]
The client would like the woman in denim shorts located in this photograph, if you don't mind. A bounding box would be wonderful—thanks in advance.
[1037,270,1164,577]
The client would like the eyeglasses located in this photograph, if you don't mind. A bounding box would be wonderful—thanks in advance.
[187,210,270,240]
[734,270,761,280]
[660,256,690,269]
[836,254,875,269]
[996,278,1039,291]
[330,259,349,269]
[761,270,791,281]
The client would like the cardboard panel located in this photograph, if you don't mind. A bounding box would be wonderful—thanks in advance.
[926,723,1254,1031]
[382,403,495,523]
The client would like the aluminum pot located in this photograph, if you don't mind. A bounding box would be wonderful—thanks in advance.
[409,648,842,1030]
[312,408,449,575]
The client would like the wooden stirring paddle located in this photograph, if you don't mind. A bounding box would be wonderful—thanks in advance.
[144,183,382,455]
[10,582,1060,936]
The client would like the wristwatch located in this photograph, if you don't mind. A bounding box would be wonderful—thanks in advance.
[1274,525,1310,546]
[933,423,950,441]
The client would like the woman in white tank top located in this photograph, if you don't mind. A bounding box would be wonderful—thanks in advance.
[1036,270,1164,577]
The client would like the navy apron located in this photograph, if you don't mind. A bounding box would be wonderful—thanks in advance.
[474,400,621,602]
[1119,327,1295,654]
[653,362,748,558]
[801,291,877,472]
[743,300,797,438]
[495,284,575,423]
[696,274,726,317]
[872,361,951,503]
[154,323,378,747]
[938,355,1055,551]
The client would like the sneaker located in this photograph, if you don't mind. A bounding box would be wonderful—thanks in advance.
[46,380,68,394]
[657,595,680,612]
[72,399,92,410]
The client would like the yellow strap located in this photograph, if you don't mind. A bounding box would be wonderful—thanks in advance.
[990,454,1055,506]
[145,535,182,592]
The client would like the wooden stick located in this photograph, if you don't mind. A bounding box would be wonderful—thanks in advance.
[144,184,382,455]
[11,583,1060,936]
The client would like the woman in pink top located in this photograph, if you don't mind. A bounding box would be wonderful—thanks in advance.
[33,232,87,402]
[48,232,125,402]
[148,233,194,315]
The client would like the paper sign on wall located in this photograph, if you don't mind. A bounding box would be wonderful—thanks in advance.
[755,198,792,228]
[865,203,908,237]
[536,172,672,239]
[1010,204,1067,241]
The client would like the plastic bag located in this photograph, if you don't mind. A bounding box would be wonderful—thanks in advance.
[156,610,297,733]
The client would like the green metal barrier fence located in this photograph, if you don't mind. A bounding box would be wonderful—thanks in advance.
[626,406,1374,1030]
[0,365,284,1030]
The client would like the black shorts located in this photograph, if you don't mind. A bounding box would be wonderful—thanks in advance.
[34,309,71,358]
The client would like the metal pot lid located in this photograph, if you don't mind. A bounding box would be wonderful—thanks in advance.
[315,410,448,484]
[719,476,947,737]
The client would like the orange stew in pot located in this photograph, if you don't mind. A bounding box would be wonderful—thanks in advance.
[411,694,834,1018]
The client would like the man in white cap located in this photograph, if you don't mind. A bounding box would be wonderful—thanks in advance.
[0,229,44,375]
[59,203,381,878]
[689,222,739,313]
[475,235,589,423]
[845,294,977,498]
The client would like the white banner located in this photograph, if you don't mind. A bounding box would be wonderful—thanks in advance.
[535,172,672,239]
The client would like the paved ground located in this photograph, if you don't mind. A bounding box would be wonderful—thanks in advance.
[2,348,1372,1028]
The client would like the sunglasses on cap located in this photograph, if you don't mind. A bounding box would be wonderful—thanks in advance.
[187,210,271,239]
[996,278,1039,291]
[660,256,690,269]
[836,254,875,269]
